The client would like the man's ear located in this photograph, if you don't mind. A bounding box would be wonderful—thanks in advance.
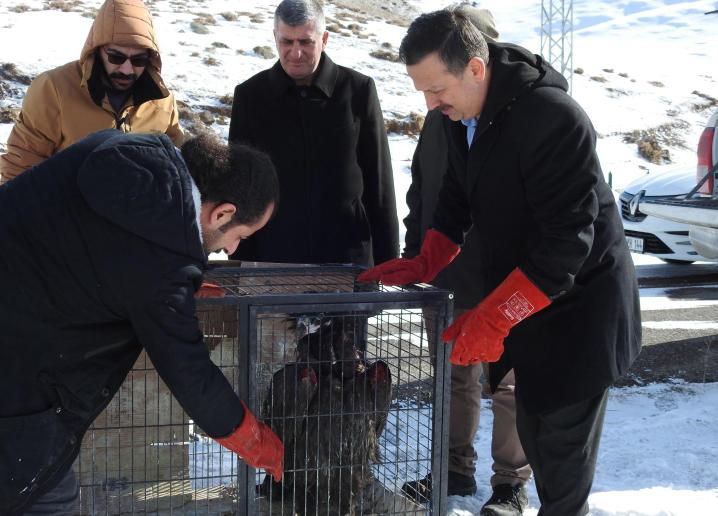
[206,202,237,230]
[467,56,487,83]
[321,30,329,49]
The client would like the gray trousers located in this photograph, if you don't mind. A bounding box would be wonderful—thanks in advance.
[428,308,532,486]
[23,467,78,515]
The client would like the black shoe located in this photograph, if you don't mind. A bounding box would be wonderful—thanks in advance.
[401,471,477,503]
[447,471,477,497]
[480,484,528,515]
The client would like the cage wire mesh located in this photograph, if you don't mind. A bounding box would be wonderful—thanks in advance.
[74,265,451,515]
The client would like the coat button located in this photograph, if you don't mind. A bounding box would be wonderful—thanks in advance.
[69,436,77,445]
[101,387,111,397]
[55,407,62,414]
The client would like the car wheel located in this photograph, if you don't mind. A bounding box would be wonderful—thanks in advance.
[660,258,695,265]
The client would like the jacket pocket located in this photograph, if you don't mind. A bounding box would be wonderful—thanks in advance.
[129,102,173,133]
[0,406,75,511]
[346,199,372,265]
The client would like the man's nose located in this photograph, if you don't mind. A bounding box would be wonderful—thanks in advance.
[118,59,134,74]
[424,92,440,110]
[291,42,302,59]
[226,240,240,255]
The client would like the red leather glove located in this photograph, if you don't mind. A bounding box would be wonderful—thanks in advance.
[195,282,225,298]
[442,268,551,365]
[357,229,460,285]
[215,400,284,481]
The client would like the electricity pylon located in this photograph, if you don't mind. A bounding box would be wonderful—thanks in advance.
[541,0,574,93]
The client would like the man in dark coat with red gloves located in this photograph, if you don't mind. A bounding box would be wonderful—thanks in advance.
[0,129,283,515]
[359,8,641,516]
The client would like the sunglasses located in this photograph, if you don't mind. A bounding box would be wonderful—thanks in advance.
[104,48,151,67]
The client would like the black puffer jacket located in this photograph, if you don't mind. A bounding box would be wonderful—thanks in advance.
[432,43,642,413]
[0,130,243,514]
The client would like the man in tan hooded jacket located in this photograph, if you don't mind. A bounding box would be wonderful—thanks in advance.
[0,0,182,182]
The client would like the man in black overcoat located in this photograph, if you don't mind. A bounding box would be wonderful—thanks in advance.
[401,8,532,514]
[0,130,283,515]
[360,8,642,515]
[228,0,399,266]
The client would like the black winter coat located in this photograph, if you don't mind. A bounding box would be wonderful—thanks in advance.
[228,53,399,266]
[404,109,485,308]
[432,43,642,414]
[0,130,243,514]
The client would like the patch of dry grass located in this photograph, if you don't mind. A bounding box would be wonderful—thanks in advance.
[44,0,82,12]
[370,49,400,63]
[1,63,32,85]
[190,21,209,34]
[0,106,20,123]
[691,90,717,112]
[193,13,216,25]
[622,121,691,164]
[385,112,425,136]
[253,46,275,59]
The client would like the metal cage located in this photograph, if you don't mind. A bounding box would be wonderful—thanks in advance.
[74,264,452,515]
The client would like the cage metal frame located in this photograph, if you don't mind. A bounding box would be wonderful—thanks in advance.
[203,265,453,515]
[77,264,453,515]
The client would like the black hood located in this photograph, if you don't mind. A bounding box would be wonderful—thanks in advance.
[476,42,568,135]
[76,130,205,261]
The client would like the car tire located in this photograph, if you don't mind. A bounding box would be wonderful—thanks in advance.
[660,258,695,265]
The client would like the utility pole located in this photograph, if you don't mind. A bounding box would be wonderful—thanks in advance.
[541,0,574,93]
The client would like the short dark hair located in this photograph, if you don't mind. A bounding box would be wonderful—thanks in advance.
[275,0,325,33]
[399,8,489,76]
[181,134,279,226]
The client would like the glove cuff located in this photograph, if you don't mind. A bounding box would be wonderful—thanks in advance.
[419,229,461,282]
[490,268,551,329]
[215,400,260,458]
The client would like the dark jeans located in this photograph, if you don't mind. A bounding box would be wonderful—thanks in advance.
[23,467,78,515]
[516,389,609,516]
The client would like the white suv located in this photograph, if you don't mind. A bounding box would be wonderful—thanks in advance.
[635,109,718,261]
[618,166,716,263]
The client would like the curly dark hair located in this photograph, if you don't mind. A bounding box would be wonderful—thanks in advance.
[181,134,279,226]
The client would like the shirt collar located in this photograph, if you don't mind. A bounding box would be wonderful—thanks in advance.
[268,52,337,98]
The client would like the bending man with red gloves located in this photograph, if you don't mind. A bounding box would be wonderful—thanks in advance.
[360,9,641,516]
[0,130,282,515]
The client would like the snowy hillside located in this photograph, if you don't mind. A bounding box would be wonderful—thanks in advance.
[1,0,717,229]
[1,0,717,514]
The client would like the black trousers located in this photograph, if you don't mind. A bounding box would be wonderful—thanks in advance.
[516,389,609,516]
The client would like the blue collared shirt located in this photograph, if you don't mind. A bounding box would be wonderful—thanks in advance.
[461,117,479,148]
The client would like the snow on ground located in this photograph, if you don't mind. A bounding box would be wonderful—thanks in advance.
[449,381,718,515]
[1,1,717,514]
[188,381,718,515]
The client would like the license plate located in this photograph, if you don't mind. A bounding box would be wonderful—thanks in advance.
[626,235,644,253]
